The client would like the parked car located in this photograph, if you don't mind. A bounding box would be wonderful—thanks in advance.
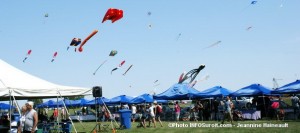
[232,97,253,109]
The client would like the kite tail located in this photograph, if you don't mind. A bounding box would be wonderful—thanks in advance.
[67,46,70,51]
[93,60,108,75]
[111,67,118,75]
[23,57,27,63]
[51,59,55,62]
[123,65,133,76]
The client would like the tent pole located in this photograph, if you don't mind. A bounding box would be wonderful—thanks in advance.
[262,94,267,118]
[11,93,21,115]
[57,91,78,133]
[100,97,119,128]
[9,89,12,132]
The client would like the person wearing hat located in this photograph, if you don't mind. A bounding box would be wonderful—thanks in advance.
[24,101,38,133]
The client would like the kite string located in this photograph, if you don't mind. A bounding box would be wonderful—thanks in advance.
[93,58,108,75]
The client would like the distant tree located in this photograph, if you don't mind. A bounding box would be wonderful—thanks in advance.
[32,99,43,108]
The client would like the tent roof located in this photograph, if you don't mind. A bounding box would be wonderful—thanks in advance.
[130,93,153,104]
[153,83,201,100]
[0,59,92,99]
[107,95,134,104]
[272,80,300,94]
[196,86,233,98]
[0,103,15,109]
[230,84,271,97]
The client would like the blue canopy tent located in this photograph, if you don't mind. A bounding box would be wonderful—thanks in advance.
[129,93,153,104]
[195,86,233,98]
[272,80,300,94]
[106,95,134,105]
[0,103,15,109]
[230,84,272,97]
[85,97,111,105]
[37,100,57,108]
[64,98,89,107]
[230,83,272,117]
[153,83,201,100]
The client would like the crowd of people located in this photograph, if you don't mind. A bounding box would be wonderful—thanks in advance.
[0,94,299,132]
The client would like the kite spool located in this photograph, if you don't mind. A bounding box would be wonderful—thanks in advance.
[92,86,102,97]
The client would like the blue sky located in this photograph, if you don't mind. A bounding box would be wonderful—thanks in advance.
[1,0,300,101]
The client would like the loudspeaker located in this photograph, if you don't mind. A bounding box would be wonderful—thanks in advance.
[92,86,102,97]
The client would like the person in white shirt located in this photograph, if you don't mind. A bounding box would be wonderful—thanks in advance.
[18,105,27,133]
[147,103,156,128]
[131,104,137,122]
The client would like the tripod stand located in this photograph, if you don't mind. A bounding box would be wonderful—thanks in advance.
[90,97,119,133]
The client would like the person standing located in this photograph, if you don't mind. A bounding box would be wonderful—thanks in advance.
[291,94,299,120]
[174,101,181,121]
[18,105,27,133]
[197,101,204,121]
[148,103,157,128]
[131,104,137,122]
[24,101,38,133]
[154,101,163,127]
[222,96,233,124]
[61,107,66,120]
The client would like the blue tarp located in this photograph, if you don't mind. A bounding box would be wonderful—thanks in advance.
[107,95,134,104]
[272,80,300,94]
[230,84,272,97]
[153,83,201,100]
[195,86,233,98]
[129,93,153,104]
[0,103,15,109]
[63,98,89,107]
[37,100,57,108]
[85,97,111,105]
[37,98,91,108]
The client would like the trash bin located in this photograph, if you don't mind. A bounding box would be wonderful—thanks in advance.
[118,109,132,129]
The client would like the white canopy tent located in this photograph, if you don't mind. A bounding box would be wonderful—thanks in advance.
[0,59,92,133]
[0,59,92,99]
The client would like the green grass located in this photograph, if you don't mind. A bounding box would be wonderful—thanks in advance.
[68,120,300,133]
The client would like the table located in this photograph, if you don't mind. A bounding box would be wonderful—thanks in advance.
[241,110,261,120]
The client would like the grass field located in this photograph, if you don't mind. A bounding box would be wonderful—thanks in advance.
[68,120,300,133]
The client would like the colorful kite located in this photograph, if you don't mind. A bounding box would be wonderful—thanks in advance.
[111,60,125,74]
[109,50,118,56]
[78,30,98,52]
[23,49,32,63]
[178,71,186,83]
[93,50,118,75]
[246,26,253,31]
[189,80,198,87]
[102,8,123,23]
[123,65,133,76]
[178,64,205,84]
[67,38,81,51]
[203,41,222,49]
[251,1,257,4]
[51,52,58,62]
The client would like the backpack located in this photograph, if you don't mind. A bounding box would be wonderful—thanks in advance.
[157,105,163,113]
